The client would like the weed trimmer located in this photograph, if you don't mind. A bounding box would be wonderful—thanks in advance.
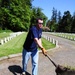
[45,54,69,74]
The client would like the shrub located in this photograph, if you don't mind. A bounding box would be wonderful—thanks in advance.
[42,26,50,32]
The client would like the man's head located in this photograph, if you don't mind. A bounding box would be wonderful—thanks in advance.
[36,18,43,29]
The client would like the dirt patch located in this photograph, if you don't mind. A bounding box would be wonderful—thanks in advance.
[56,69,75,75]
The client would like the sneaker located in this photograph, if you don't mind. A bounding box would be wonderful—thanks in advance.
[22,72,26,75]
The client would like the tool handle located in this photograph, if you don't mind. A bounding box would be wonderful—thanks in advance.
[45,54,57,68]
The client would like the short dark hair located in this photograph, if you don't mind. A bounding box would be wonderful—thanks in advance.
[36,18,43,23]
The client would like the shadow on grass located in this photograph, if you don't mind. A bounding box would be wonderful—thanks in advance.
[8,65,31,75]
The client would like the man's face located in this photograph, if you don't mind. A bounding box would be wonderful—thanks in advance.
[37,19,43,29]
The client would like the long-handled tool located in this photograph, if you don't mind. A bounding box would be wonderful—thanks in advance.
[45,54,69,74]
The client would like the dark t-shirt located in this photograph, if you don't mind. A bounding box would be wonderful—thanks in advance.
[23,26,42,51]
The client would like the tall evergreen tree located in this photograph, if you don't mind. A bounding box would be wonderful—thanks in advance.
[51,7,57,23]
[59,11,72,32]
[71,12,75,33]
[57,11,62,32]
[50,7,58,32]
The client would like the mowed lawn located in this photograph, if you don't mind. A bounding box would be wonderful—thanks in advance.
[0,32,11,39]
[0,32,55,57]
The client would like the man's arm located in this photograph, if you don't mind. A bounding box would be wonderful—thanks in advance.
[34,38,43,49]
[34,38,47,55]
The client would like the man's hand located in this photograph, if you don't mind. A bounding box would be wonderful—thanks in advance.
[41,47,47,55]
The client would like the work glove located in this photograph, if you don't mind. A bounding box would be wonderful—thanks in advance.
[41,47,47,56]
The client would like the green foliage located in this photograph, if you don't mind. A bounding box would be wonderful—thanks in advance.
[51,7,57,23]
[1,1,75,33]
[30,7,48,27]
[0,30,12,33]
[71,12,75,33]
[42,26,50,32]
[61,11,72,32]
[0,0,32,31]
[47,7,75,33]
[0,7,9,30]
[8,1,31,31]
[0,0,48,32]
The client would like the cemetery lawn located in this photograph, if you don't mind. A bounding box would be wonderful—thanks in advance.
[0,32,11,39]
[50,32,75,41]
[0,30,12,39]
[0,32,55,57]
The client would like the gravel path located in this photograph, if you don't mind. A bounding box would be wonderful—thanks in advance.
[0,32,75,75]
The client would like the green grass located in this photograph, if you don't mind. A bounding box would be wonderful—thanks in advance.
[0,32,12,39]
[0,32,27,57]
[64,65,75,71]
[42,38,55,49]
[0,30,12,33]
[0,30,12,39]
[0,32,55,57]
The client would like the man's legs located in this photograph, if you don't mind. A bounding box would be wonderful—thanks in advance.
[31,50,39,75]
[22,49,31,72]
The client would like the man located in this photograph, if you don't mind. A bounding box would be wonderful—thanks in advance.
[22,18,47,75]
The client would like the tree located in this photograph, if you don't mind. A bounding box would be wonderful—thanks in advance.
[56,11,62,32]
[0,0,48,31]
[50,7,58,32]
[1,0,10,7]
[59,11,72,32]
[71,12,75,33]
[30,7,48,27]
[51,7,57,23]
[57,11,62,23]
[0,0,32,31]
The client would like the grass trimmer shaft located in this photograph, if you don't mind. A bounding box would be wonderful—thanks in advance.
[46,55,68,74]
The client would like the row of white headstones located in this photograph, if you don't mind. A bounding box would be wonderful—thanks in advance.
[0,32,59,47]
[56,34,75,41]
[49,32,75,41]
[42,35,59,47]
[0,32,24,45]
